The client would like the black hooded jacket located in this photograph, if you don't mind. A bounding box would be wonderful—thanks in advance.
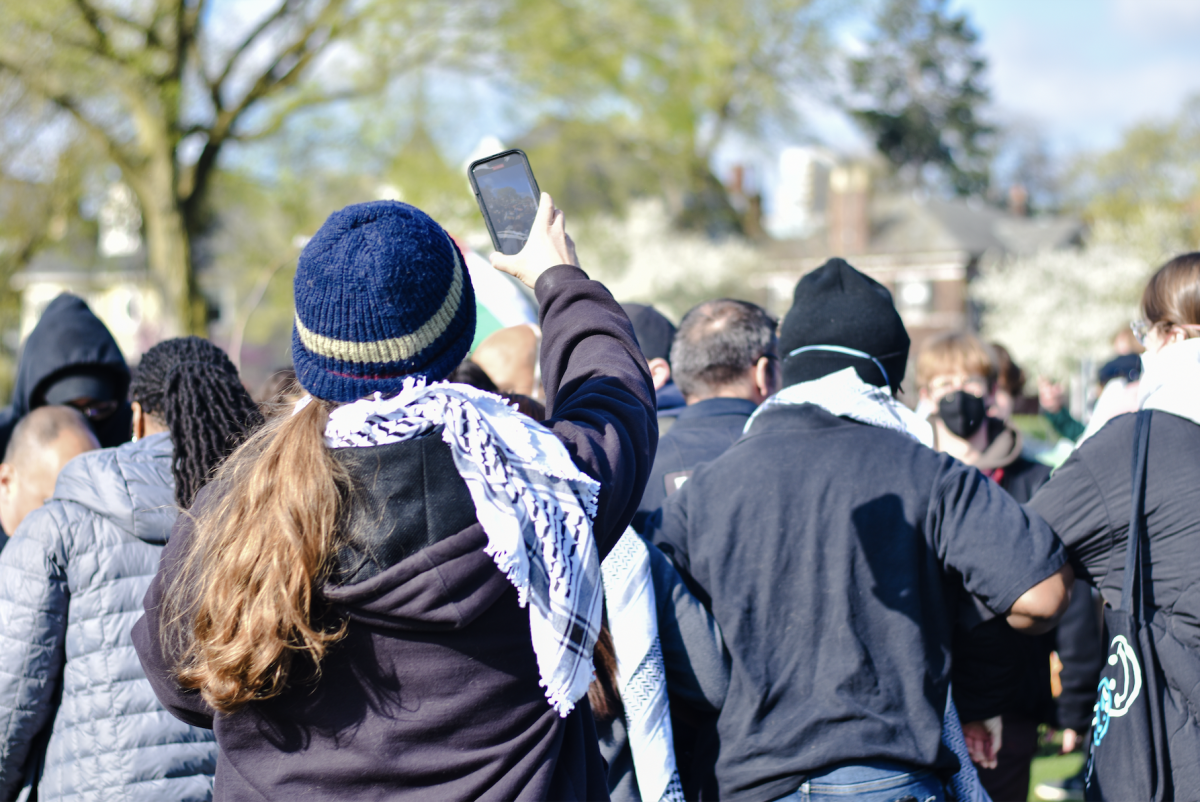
[0,293,132,456]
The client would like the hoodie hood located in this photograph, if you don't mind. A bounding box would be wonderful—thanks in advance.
[321,434,503,632]
[51,431,177,544]
[5,294,133,448]
[323,524,510,632]
[974,417,1024,472]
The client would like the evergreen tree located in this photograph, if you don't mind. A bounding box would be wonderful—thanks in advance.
[848,0,992,195]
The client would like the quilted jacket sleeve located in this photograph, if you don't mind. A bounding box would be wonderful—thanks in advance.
[0,503,70,799]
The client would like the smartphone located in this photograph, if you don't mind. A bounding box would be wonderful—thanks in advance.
[468,149,541,255]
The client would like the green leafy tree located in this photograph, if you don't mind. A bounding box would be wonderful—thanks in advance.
[200,156,379,386]
[1066,94,1200,248]
[848,0,992,195]
[494,0,838,230]
[0,0,449,335]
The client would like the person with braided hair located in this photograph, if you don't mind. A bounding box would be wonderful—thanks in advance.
[0,336,263,802]
[129,336,265,508]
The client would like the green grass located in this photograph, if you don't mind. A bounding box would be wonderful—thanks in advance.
[1012,414,1057,445]
[1026,729,1086,801]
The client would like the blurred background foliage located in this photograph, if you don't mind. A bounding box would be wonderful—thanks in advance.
[0,0,1198,399]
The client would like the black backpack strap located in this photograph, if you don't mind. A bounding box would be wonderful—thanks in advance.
[1121,410,1153,620]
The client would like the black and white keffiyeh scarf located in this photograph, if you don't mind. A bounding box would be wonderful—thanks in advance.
[601,528,685,802]
[744,366,934,446]
[304,378,603,717]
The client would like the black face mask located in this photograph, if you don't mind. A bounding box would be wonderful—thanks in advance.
[938,390,987,439]
[88,401,134,449]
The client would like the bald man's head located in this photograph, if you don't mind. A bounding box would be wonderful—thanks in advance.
[471,324,540,397]
[0,406,100,534]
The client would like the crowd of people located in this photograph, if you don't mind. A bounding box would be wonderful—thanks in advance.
[0,192,1196,802]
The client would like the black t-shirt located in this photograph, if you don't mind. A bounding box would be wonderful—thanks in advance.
[646,403,1066,802]
[951,441,1060,724]
[1029,410,1200,651]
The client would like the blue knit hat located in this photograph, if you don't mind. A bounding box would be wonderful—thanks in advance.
[292,201,476,402]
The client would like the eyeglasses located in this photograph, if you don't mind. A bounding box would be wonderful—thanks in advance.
[1130,319,1152,347]
[66,399,121,421]
[1131,319,1200,347]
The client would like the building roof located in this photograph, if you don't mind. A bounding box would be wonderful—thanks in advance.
[766,192,1084,266]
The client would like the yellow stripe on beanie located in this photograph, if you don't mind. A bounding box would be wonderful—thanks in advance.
[296,242,465,365]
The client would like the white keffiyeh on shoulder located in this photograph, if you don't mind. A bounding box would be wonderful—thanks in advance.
[744,367,934,446]
[601,529,685,802]
[303,378,603,717]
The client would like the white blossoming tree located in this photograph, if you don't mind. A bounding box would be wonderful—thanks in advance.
[973,246,1152,380]
[974,203,1195,380]
[572,199,764,321]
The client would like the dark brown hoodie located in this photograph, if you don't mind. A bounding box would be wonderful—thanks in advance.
[133,265,657,801]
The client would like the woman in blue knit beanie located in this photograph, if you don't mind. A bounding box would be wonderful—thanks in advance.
[134,194,658,801]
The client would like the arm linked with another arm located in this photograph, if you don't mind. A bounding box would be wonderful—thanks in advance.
[932,460,1072,636]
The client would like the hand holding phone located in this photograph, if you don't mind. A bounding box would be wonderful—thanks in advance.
[490,193,578,289]
[469,150,542,255]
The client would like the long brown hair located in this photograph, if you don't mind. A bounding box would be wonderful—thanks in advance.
[163,398,350,714]
[588,621,623,723]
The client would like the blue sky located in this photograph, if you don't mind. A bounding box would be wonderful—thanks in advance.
[955,0,1200,152]
[784,0,1200,158]
[710,0,1200,212]
[212,0,1200,199]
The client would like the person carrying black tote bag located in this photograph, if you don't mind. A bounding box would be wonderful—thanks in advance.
[1030,254,1200,800]
[1084,409,1170,800]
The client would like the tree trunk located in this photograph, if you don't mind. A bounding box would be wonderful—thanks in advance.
[138,160,206,337]
[142,198,204,336]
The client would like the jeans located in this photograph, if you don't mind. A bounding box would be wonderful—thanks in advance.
[771,761,946,802]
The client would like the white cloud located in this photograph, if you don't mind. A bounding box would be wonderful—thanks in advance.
[965,0,1200,151]
[1111,0,1200,41]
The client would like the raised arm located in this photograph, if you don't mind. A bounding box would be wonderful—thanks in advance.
[492,195,657,557]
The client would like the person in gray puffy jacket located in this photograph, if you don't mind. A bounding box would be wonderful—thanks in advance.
[0,337,263,801]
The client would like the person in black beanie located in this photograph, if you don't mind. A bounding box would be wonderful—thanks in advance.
[645,257,1073,802]
[621,302,687,419]
[777,258,909,393]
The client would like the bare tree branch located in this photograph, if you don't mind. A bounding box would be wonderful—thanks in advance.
[170,0,187,91]
[180,0,356,208]
[0,55,140,182]
[210,0,296,108]
[71,0,116,58]
[229,85,371,141]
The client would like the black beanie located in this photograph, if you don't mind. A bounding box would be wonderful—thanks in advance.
[620,303,676,363]
[779,258,910,392]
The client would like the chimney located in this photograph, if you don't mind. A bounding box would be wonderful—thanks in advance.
[728,164,745,197]
[1008,184,1029,217]
[828,164,870,255]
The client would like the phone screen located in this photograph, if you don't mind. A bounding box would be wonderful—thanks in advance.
[472,153,540,255]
